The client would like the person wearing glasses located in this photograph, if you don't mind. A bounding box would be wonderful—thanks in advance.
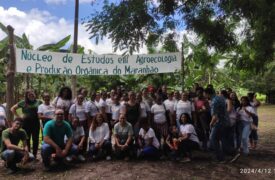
[41,109,74,171]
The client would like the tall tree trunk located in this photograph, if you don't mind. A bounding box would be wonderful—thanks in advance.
[71,0,79,98]
[6,25,16,123]
[181,43,185,91]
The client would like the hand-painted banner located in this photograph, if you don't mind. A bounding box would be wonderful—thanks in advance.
[15,48,181,76]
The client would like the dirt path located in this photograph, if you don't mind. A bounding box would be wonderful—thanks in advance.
[1,105,275,180]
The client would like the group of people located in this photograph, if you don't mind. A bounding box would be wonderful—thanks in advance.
[0,84,260,174]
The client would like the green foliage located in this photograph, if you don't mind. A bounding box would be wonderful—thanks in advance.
[84,0,274,72]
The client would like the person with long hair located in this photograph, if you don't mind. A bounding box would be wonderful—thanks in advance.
[248,92,261,149]
[237,96,256,155]
[87,113,112,160]
[11,89,42,159]
[194,88,210,151]
[52,86,73,121]
[122,91,141,138]
[178,113,200,162]
[113,114,134,160]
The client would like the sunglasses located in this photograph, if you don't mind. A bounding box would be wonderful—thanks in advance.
[56,113,64,116]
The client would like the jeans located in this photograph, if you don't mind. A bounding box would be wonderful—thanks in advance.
[210,123,226,161]
[223,125,236,155]
[138,146,159,159]
[88,140,112,157]
[179,139,199,157]
[241,121,251,154]
[41,143,76,167]
[1,150,34,169]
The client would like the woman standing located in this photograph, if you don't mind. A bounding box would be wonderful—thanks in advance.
[174,92,195,128]
[11,89,42,159]
[122,91,141,138]
[237,96,255,155]
[52,86,73,121]
[69,94,88,132]
[194,89,210,150]
[38,92,55,131]
[150,95,169,143]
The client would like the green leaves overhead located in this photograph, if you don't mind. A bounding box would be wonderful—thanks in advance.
[37,35,71,51]
[84,0,274,72]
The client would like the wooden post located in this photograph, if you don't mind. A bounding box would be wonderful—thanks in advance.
[181,42,185,92]
[6,25,16,123]
[71,0,79,98]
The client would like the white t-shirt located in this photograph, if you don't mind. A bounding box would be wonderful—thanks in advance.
[69,104,87,121]
[164,99,175,113]
[37,104,55,119]
[139,128,160,149]
[238,106,255,122]
[65,126,85,144]
[111,104,121,121]
[140,102,150,118]
[250,102,258,115]
[0,110,6,126]
[180,124,199,143]
[52,97,72,111]
[0,106,6,118]
[85,101,99,117]
[174,100,194,120]
[105,98,113,114]
[151,104,167,124]
[95,99,106,111]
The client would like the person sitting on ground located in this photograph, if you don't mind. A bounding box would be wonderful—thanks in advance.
[65,117,86,162]
[1,118,34,174]
[87,113,112,161]
[41,109,74,171]
[165,125,180,161]
[179,113,200,162]
[113,114,134,160]
[137,118,160,160]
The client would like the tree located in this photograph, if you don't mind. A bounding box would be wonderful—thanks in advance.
[84,0,274,72]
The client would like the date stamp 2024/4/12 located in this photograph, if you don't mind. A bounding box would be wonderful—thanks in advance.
[240,168,275,174]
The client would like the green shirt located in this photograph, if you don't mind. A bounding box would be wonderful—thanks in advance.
[1,128,27,152]
[43,120,72,148]
[113,121,133,144]
[18,100,42,118]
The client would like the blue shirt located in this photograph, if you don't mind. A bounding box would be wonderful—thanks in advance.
[210,96,229,126]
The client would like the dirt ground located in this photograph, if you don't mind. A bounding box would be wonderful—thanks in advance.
[1,105,275,180]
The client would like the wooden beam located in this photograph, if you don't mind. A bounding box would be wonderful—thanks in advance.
[6,25,16,123]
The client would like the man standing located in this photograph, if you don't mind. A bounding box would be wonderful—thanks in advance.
[41,109,73,170]
[204,88,229,162]
[1,119,34,174]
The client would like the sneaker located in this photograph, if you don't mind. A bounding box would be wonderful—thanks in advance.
[180,157,191,163]
[77,155,86,162]
[106,156,111,161]
[230,153,240,163]
[65,155,73,163]
[6,168,17,175]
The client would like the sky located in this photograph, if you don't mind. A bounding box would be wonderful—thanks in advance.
[0,0,140,54]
